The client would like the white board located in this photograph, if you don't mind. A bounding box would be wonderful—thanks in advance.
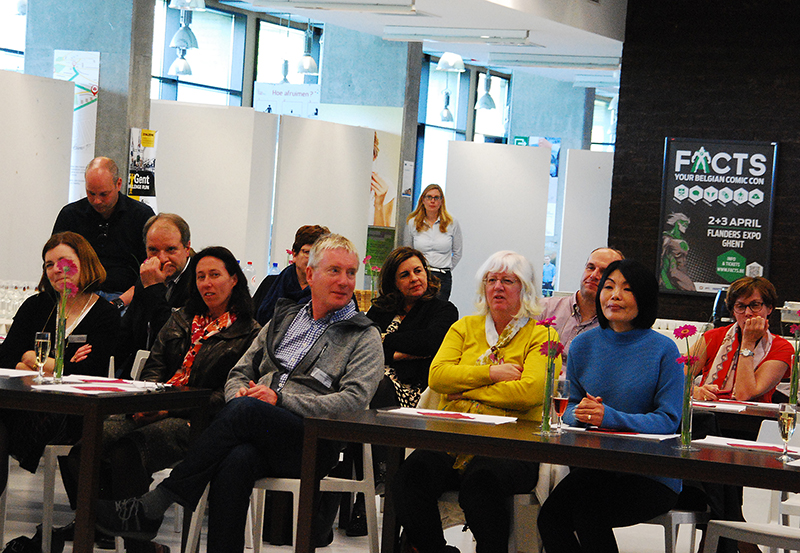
[149,101,278,281]
[272,116,373,287]
[0,71,74,282]
[557,149,614,293]
[444,142,551,316]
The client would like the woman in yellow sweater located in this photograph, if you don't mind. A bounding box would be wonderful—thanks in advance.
[392,250,560,553]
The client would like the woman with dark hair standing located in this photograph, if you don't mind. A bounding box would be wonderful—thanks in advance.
[538,259,684,553]
[368,246,458,409]
[402,184,462,301]
[66,246,260,553]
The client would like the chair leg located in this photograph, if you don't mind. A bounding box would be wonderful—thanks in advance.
[703,525,721,553]
[663,522,678,553]
[689,524,697,553]
[365,492,379,553]
[185,485,210,553]
[250,490,265,553]
[42,447,56,553]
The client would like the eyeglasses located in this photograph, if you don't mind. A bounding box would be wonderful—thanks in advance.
[732,300,765,314]
[484,276,520,288]
[423,194,442,202]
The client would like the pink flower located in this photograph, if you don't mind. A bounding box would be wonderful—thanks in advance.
[676,355,700,366]
[673,325,697,339]
[56,258,77,275]
[286,249,293,256]
[363,255,372,264]
[64,282,79,298]
[537,316,557,328]
[791,324,800,336]
[371,266,381,272]
[539,340,564,358]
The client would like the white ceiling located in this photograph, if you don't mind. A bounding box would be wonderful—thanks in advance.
[219,0,626,90]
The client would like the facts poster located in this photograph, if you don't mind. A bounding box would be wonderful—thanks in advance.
[657,138,777,295]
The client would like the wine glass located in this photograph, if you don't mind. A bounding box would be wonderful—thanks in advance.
[34,332,51,384]
[778,403,797,462]
[552,379,570,435]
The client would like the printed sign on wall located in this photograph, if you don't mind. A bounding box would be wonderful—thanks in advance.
[657,137,777,295]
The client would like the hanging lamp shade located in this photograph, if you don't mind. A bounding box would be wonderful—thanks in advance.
[475,74,496,110]
[168,49,192,75]
[298,21,318,74]
[169,24,198,50]
[436,52,465,72]
[169,0,205,10]
[441,91,453,122]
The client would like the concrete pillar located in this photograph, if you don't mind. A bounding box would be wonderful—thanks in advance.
[25,0,154,182]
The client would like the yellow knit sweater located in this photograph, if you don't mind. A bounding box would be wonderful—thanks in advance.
[429,315,561,422]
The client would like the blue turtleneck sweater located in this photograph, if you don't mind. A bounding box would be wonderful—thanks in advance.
[564,326,683,492]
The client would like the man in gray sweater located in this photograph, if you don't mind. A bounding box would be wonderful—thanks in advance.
[96,234,383,553]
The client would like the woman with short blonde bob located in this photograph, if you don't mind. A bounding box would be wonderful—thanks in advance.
[392,250,557,553]
[402,184,462,301]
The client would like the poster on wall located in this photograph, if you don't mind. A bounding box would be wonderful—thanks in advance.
[128,128,158,212]
[53,50,99,202]
[369,130,400,228]
[657,137,777,295]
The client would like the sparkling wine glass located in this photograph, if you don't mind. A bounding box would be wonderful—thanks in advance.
[34,332,51,384]
[552,380,570,435]
[778,403,797,462]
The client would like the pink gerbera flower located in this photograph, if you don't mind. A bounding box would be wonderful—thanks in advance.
[539,340,565,358]
[673,324,697,340]
[537,316,557,328]
[56,258,77,275]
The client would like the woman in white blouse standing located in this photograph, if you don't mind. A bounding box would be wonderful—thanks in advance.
[402,184,463,301]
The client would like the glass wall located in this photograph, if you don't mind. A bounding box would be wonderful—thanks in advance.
[590,94,617,152]
[151,0,245,106]
[0,0,26,73]
[256,19,317,85]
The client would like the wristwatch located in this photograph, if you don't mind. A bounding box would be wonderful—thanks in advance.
[740,348,755,357]
[112,298,126,311]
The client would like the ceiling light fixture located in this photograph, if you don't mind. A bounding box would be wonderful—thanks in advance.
[475,73,495,110]
[436,52,465,73]
[383,26,530,45]
[298,19,318,74]
[440,91,453,122]
[167,2,204,76]
[248,0,414,14]
[488,52,620,70]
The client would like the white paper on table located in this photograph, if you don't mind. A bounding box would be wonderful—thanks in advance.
[32,376,168,394]
[693,435,800,455]
[0,368,37,377]
[692,401,747,412]
[380,407,517,425]
[784,458,800,468]
[564,427,679,441]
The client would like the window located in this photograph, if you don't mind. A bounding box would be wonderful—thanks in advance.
[590,94,617,152]
[151,0,245,106]
[255,19,319,85]
[0,0,26,73]
[474,72,509,142]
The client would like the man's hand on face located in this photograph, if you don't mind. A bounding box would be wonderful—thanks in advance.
[140,256,170,287]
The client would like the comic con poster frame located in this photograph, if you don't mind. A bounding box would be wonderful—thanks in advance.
[657,137,777,296]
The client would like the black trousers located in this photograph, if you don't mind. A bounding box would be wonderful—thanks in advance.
[392,450,539,553]
[538,468,678,553]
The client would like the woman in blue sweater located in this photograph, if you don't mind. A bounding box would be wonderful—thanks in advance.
[538,259,683,553]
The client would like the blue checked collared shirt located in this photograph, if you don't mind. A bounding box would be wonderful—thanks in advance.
[274,300,358,389]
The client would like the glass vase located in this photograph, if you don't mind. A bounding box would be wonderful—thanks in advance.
[677,368,698,451]
[53,308,67,384]
[540,360,555,436]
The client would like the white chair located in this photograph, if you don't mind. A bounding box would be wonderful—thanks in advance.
[130,349,151,381]
[644,509,710,553]
[184,441,379,553]
[699,419,800,553]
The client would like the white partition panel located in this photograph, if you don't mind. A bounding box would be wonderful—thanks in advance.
[557,150,614,293]
[272,116,373,287]
[445,142,551,316]
[0,71,74,281]
[150,101,278,279]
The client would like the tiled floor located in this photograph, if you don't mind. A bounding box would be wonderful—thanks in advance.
[1,461,772,553]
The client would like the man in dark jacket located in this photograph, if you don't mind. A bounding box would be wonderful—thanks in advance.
[116,213,193,377]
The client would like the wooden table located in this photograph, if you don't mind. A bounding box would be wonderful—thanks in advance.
[296,409,800,553]
[0,375,211,553]
[693,402,779,439]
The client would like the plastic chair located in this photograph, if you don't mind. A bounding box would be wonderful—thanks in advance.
[184,441,379,553]
[644,509,710,553]
[704,520,800,552]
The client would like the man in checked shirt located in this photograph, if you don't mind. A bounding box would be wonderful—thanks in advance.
[96,233,383,553]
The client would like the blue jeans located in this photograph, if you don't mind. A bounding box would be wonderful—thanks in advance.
[159,397,340,553]
[433,270,452,301]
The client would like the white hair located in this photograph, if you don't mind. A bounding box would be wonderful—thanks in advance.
[474,250,541,318]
